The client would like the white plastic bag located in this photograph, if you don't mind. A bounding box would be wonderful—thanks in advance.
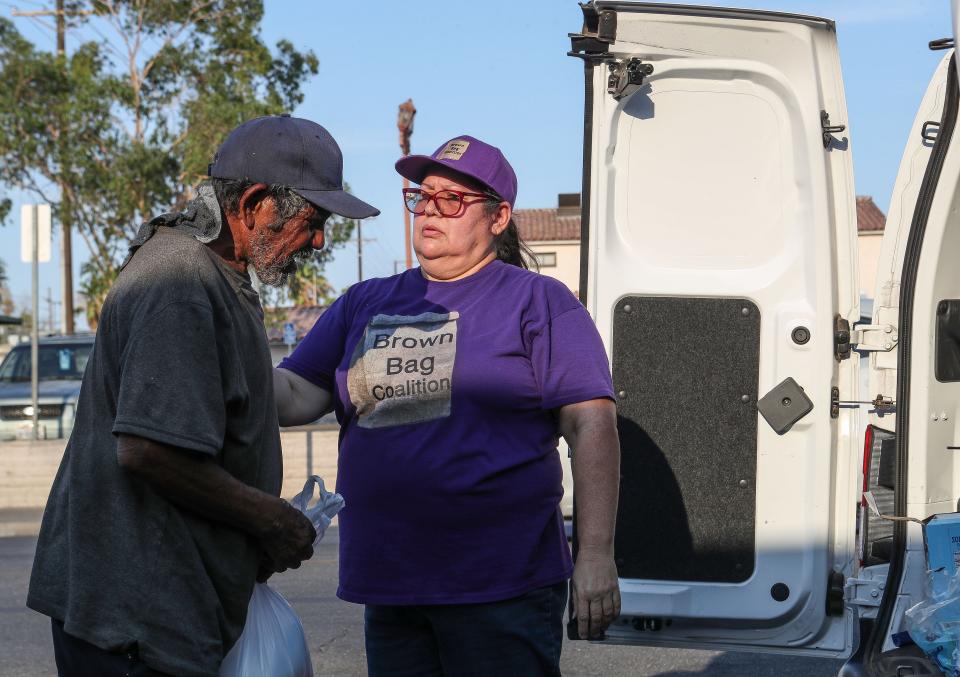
[289,475,345,547]
[220,476,344,677]
[219,583,313,677]
[905,567,960,676]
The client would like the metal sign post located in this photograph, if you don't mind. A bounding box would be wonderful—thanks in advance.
[283,322,296,356]
[21,204,51,440]
[30,205,39,440]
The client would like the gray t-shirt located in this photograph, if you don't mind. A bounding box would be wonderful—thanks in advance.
[27,226,283,677]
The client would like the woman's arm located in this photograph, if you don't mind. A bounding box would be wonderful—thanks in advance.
[273,367,334,427]
[557,397,621,640]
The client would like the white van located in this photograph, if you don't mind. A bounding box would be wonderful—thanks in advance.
[567,2,960,673]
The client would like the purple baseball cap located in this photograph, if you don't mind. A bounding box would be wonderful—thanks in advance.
[395,135,518,207]
[209,114,379,219]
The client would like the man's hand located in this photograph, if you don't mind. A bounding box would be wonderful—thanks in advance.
[571,548,621,639]
[116,434,317,580]
[256,553,275,584]
[257,498,316,577]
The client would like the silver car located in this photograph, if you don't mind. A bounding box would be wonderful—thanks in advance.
[0,335,94,441]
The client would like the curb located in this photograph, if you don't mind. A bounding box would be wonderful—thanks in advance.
[0,509,44,538]
[0,521,41,538]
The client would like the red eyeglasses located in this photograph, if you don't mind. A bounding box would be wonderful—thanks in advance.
[402,188,495,218]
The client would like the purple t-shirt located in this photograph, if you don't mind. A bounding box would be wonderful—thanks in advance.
[279,260,614,605]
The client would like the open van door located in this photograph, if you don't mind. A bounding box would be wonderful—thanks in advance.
[842,46,954,676]
[847,0,960,667]
[569,2,862,656]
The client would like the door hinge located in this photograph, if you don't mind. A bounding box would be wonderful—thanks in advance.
[834,315,852,361]
[826,570,845,616]
[851,322,899,353]
[568,6,617,61]
[821,110,846,148]
[844,571,887,619]
[608,58,654,100]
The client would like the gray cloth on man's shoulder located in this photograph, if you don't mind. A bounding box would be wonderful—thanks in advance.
[124,182,224,266]
[27,203,283,677]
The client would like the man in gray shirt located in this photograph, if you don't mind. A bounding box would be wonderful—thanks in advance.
[27,115,379,677]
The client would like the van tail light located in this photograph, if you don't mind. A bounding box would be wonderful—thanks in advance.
[859,424,896,567]
[862,424,875,504]
[858,424,875,567]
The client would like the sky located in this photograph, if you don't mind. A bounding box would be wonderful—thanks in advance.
[0,0,952,330]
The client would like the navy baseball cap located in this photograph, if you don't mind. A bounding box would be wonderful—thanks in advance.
[208,114,379,219]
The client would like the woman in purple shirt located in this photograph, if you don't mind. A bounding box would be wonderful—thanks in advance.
[274,135,620,676]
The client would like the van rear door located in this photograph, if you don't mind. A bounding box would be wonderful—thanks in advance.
[570,2,860,656]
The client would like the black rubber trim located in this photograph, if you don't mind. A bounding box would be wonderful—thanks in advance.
[577,61,594,305]
[592,1,834,30]
[930,38,956,51]
[862,53,958,674]
[567,57,596,642]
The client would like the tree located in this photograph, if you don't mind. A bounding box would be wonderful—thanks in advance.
[0,257,10,317]
[0,191,9,316]
[0,1,326,327]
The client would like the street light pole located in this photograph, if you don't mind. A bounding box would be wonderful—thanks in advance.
[397,99,417,270]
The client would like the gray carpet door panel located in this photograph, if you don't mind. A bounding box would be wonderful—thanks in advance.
[612,296,760,583]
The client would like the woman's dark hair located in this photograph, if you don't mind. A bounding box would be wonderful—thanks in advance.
[210,177,309,231]
[483,196,538,271]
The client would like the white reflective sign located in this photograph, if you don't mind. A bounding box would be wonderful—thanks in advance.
[20,204,52,263]
[283,322,296,346]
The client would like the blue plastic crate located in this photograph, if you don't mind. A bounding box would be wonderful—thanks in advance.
[925,513,960,598]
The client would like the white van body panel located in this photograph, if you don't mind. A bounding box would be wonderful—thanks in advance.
[584,3,859,656]
[870,54,950,405]
[899,85,960,521]
[870,8,960,662]
[862,51,951,654]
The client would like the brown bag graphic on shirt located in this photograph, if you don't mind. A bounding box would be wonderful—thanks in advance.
[347,311,459,429]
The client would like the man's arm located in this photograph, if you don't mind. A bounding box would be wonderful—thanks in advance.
[557,398,621,640]
[273,367,334,427]
[116,433,315,578]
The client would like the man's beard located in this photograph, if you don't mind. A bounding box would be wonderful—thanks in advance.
[248,229,314,287]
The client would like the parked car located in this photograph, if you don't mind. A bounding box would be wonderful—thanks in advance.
[0,334,94,441]
[567,1,960,673]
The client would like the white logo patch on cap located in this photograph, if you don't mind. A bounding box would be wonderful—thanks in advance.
[437,139,470,161]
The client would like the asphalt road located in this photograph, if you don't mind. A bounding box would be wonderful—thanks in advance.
[1,532,845,676]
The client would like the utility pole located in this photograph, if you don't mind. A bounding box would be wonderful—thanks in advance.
[356,224,377,284]
[57,0,74,334]
[11,1,91,335]
[397,99,417,270]
[44,287,60,334]
[357,220,363,283]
